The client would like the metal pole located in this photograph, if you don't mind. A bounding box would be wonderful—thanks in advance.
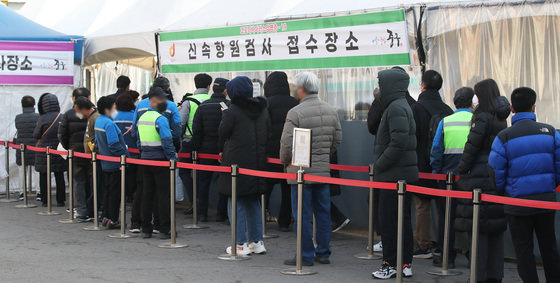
[262,193,279,239]
[355,164,381,260]
[15,144,36,208]
[28,166,33,195]
[160,160,187,248]
[185,151,207,229]
[428,172,461,276]
[59,150,76,223]
[470,189,482,283]
[281,168,316,276]
[1,141,17,202]
[38,147,60,215]
[109,155,133,238]
[396,180,406,283]
[84,152,100,231]
[218,164,250,261]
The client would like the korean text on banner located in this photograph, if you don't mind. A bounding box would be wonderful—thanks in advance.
[159,9,410,73]
[0,41,74,85]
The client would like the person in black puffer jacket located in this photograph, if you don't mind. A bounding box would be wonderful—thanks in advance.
[455,79,510,283]
[218,76,270,255]
[264,71,298,231]
[34,93,67,207]
[192,78,230,221]
[58,88,90,217]
[15,96,39,167]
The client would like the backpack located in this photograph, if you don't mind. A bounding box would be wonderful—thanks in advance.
[418,102,451,149]
[181,97,201,137]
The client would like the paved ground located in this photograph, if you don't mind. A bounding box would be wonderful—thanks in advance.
[0,197,540,283]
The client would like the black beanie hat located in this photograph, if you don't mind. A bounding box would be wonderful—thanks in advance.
[264,71,290,97]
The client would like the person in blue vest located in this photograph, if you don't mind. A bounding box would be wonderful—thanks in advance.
[138,87,177,239]
[94,96,129,229]
[489,87,560,283]
[430,87,474,268]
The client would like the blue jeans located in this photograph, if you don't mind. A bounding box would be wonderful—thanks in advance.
[291,184,331,262]
[228,196,262,245]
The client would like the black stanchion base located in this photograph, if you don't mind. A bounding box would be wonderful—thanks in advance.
[280,268,317,276]
[14,204,37,209]
[217,254,251,261]
[426,269,462,276]
[353,253,382,260]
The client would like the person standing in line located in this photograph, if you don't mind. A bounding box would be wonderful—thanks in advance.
[429,87,475,268]
[94,96,129,229]
[280,72,342,266]
[58,88,91,219]
[137,87,177,239]
[489,87,560,283]
[33,93,67,207]
[218,76,269,255]
[455,79,510,283]
[107,75,130,100]
[263,71,298,232]
[191,78,230,222]
[370,68,417,279]
[14,96,39,200]
[178,73,212,217]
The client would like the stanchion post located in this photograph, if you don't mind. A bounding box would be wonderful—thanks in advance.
[281,168,316,276]
[218,164,249,261]
[1,141,17,202]
[262,193,279,239]
[396,180,406,283]
[84,152,101,231]
[470,189,482,283]
[427,172,461,276]
[59,150,76,223]
[109,155,133,238]
[15,144,36,208]
[160,159,187,248]
[185,151,207,229]
[38,147,60,215]
[355,164,381,260]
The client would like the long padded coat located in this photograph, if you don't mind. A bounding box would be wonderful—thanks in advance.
[33,93,67,173]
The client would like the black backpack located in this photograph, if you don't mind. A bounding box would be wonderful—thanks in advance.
[181,97,201,137]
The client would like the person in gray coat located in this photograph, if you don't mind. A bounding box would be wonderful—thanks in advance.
[371,68,418,280]
[280,72,342,266]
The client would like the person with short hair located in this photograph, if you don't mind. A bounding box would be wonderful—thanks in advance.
[107,75,131,99]
[429,87,475,268]
[280,72,342,266]
[489,87,560,283]
[15,95,39,199]
[94,96,129,229]
[58,88,91,220]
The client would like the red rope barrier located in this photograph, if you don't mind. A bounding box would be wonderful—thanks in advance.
[482,194,560,210]
[330,164,369,172]
[304,174,397,190]
[238,168,297,180]
[127,158,170,167]
[96,154,120,162]
[177,153,191,158]
[0,141,5,146]
[407,185,473,199]
[50,149,68,156]
[73,152,92,159]
[267,158,282,164]
[8,142,19,149]
[197,153,221,160]
[26,145,46,152]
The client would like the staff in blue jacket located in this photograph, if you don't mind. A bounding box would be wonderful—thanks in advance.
[489,87,560,283]
[94,96,130,229]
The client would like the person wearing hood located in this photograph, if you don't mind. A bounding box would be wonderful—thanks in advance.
[14,96,39,198]
[33,93,67,207]
[456,78,510,283]
[263,71,298,231]
[280,72,342,267]
[371,68,417,280]
[218,76,270,256]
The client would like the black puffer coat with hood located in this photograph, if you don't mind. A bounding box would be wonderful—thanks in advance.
[455,96,511,233]
[218,76,270,197]
[33,93,67,173]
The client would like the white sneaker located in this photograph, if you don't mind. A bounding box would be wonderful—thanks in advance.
[371,262,396,279]
[249,241,267,254]
[403,264,413,277]
[371,241,382,252]
[226,243,251,256]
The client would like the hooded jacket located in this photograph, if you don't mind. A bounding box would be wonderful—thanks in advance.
[33,93,67,173]
[455,96,511,233]
[264,71,299,173]
[58,108,88,165]
[218,77,270,196]
[373,69,418,182]
[15,107,39,166]
[489,112,560,216]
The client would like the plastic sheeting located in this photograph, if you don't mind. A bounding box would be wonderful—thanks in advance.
[90,62,153,101]
[423,0,560,127]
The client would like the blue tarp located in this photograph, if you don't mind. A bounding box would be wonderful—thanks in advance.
[0,4,83,63]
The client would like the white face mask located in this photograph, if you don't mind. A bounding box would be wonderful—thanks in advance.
[472,95,479,109]
[75,112,84,119]
[110,111,118,120]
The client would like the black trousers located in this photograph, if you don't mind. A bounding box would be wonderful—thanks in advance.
[378,189,413,267]
[141,164,170,234]
[436,182,457,263]
[196,162,216,217]
[178,141,193,203]
[373,188,382,235]
[39,171,65,205]
[217,193,228,218]
[125,163,137,201]
[265,180,292,228]
[508,212,560,283]
[102,171,121,222]
[86,162,105,218]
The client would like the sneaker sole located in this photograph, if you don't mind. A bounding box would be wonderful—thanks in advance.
[372,273,396,279]
[332,218,351,233]
[413,253,433,259]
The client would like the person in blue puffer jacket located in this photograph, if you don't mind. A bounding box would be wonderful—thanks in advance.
[95,96,130,229]
[489,87,560,283]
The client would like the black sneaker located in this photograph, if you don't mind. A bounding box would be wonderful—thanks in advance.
[183,207,193,215]
[332,218,351,232]
[76,216,93,223]
[129,223,141,233]
[372,262,397,279]
[284,257,313,266]
[142,233,152,239]
[19,193,24,201]
[160,233,172,240]
[57,202,65,207]
[432,256,455,269]
[413,248,433,259]
[199,215,208,222]
[314,256,330,264]
[36,194,41,201]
